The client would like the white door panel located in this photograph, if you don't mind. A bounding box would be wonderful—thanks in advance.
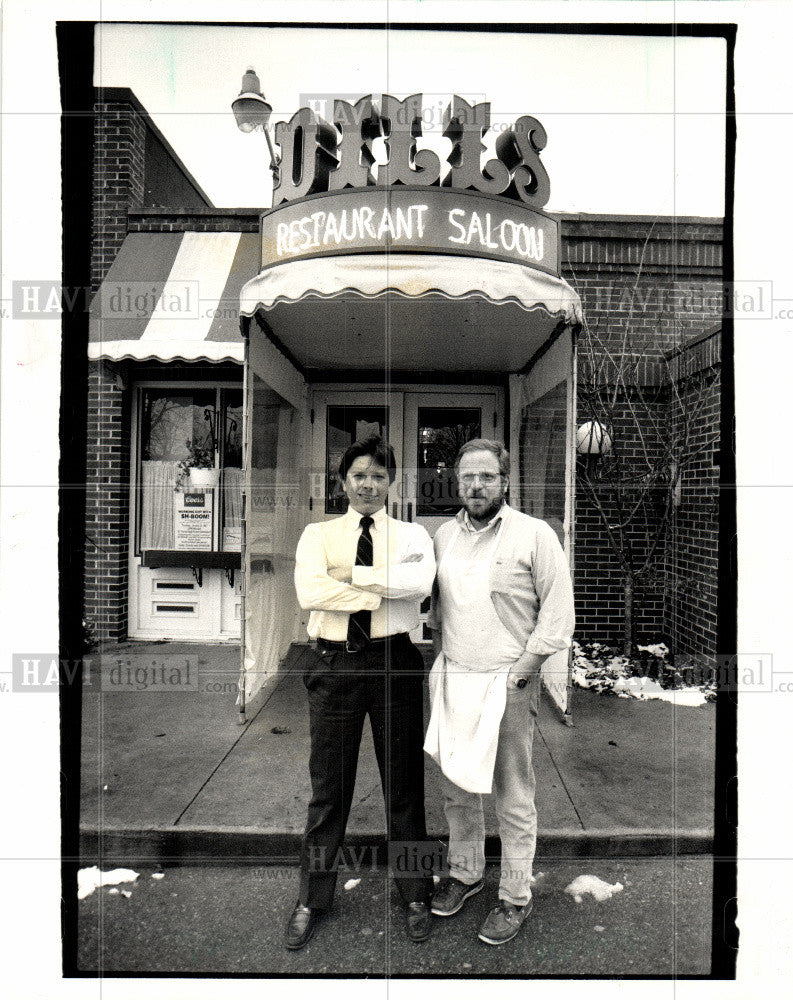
[133,564,223,639]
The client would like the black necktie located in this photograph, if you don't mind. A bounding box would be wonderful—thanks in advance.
[347,515,374,649]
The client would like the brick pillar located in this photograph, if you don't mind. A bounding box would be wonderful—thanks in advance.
[84,360,131,642]
[91,100,146,290]
[86,95,145,641]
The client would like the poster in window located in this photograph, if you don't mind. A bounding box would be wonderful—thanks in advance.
[173,490,214,551]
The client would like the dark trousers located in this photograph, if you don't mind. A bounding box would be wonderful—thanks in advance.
[298,634,433,910]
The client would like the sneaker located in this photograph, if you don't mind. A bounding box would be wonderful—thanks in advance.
[431,876,485,917]
[477,899,533,945]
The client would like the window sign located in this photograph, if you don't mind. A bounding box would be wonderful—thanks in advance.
[223,526,242,552]
[173,490,215,551]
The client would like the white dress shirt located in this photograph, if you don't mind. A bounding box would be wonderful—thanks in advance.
[294,505,436,640]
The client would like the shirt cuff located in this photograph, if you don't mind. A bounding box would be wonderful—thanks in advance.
[357,589,382,610]
[525,634,571,656]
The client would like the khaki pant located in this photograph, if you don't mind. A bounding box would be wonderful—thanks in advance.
[440,672,540,906]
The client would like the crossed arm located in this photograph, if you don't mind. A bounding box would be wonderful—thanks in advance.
[294,522,435,612]
[327,525,435,601]
[294,525,381,613]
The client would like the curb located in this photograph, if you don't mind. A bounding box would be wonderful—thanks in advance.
[78,826,714,866]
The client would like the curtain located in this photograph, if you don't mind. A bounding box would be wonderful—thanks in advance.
[140,460,179,549]
[223,467,244,528]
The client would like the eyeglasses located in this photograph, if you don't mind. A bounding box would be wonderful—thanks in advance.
[459,472,502,486]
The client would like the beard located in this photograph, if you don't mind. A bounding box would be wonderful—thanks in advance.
[463,494,504,523]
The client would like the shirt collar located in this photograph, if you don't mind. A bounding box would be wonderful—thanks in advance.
[343,504,388,529]
[459,501,509,534]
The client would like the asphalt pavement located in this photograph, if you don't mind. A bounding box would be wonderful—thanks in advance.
[77,857,714,976]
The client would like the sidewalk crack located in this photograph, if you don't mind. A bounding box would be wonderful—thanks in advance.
[536,724,586,830]
[173,676,282,826]
[356,783,380,807]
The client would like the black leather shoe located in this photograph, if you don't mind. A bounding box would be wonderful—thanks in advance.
[285,902,319,950]
[406,901,432,942]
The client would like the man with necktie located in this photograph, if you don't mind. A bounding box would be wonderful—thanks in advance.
[285,436,436,949]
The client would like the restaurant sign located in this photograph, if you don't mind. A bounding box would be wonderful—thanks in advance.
[261,186,559,275]
[272,94,551,211]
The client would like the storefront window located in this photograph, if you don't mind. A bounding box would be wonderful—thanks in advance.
[517,381,567,540]
[325,404,388,513]
[416,407,481,515]
[244,375,302,696]
[137,386,243,555]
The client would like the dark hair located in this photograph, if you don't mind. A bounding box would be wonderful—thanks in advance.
[454,438,510,477]
[338,436,397,484]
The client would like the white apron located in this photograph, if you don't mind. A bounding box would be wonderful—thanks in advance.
[424,523,524,793]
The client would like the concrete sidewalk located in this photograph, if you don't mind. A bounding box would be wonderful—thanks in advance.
[79,642,715,864]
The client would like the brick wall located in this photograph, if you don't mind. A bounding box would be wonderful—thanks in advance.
[127,209,260,233]
[85,360,131,641]
[664,332,722,663]
[87,96,147,642]
[574,390,669,644]
[92,100,146,292]
[563,216,723,649]
[562,215,723,363]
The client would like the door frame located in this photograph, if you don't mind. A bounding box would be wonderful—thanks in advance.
[308,384,505,644]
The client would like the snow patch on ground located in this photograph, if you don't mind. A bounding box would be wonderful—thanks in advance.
[612,675,709,706]
[637,643,670,658]
[564,874,624,904]
[78,867,139,900]
[573,640,714,705]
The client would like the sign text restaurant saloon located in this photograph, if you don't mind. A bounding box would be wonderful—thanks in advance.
[260,94,559,275]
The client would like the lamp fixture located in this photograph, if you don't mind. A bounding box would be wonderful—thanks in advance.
[576,419,612,456]
[232,67,281,183]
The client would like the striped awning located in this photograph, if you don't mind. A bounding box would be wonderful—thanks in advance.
[88,232,260,362]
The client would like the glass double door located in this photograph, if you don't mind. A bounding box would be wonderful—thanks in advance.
[310,387,502,538]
